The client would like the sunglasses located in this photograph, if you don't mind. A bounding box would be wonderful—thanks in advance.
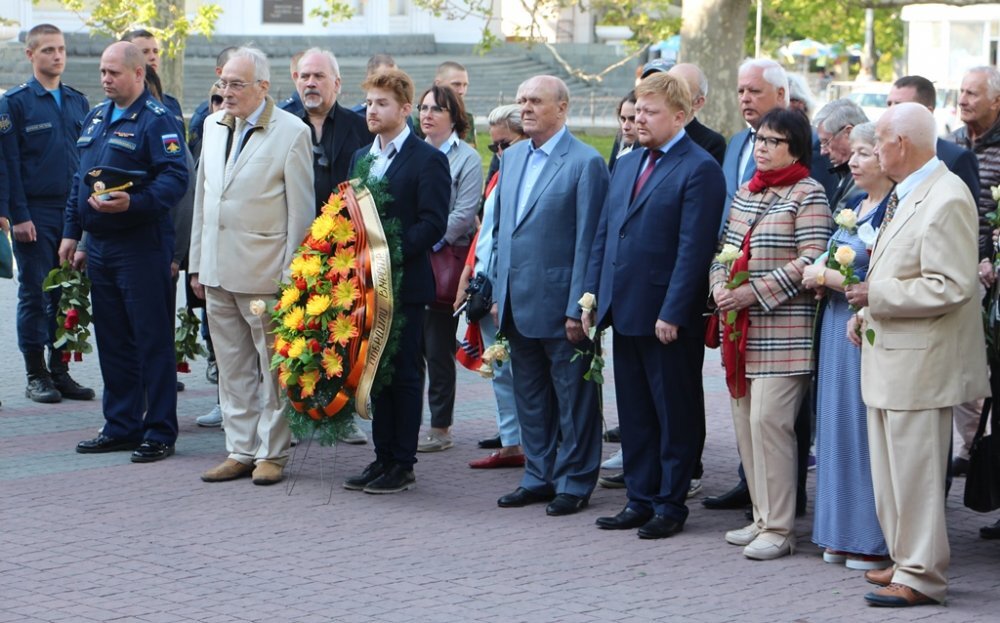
[488,140,512,154]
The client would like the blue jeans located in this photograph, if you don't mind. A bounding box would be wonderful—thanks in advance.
[479,315,520,447]
[12,205,63,354]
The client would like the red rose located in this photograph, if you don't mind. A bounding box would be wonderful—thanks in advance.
[295,278,307,291]
[74,352,82,362]
[62,352,72,363]
[310,339,322,353]
[279,343,290,357]
[177,362,190,373]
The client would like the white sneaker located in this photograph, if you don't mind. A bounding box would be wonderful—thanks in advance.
[342,420,368,445]
[687,479,703,499]
[196,404,223,427]
[743,534,794,560]
[601,448,623,470]
[725,523,761,546]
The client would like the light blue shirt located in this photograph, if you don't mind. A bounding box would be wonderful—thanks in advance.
[474,189,498,275]
[641,127,687,170]
[47,88,61,108]
[368,124,411,179]
[895,156,941,201]
[434,131,460,155]
[516,125,567,222]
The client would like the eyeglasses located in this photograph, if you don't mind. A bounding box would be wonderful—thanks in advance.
[418,104,445,114]
[487,140,512,154]
[819,125,848,149]
[312,143,329,168]
[755,135,789,149]
[213,79,261,92]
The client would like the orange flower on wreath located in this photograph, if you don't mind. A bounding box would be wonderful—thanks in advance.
[329,314,359,346]
[321,348,344,378]
[332,278,360,309]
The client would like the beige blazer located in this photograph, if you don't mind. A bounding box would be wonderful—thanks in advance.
[189,97,314,294]
[861,162,990,410]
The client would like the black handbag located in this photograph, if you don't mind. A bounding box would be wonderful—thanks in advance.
[964,397,1000,512]
[464,271,493,323]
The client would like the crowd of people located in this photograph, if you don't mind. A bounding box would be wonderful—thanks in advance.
[2,22,1000,609]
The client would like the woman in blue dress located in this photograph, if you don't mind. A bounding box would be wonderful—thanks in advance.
[802,122,892,571]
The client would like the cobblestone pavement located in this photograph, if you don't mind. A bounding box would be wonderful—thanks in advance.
[1,275,998,622]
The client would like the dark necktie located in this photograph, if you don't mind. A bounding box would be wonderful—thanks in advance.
[632,149,662,201]
[882,190,899,226]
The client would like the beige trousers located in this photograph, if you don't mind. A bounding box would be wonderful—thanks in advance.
[952,399,983,460]
[731,375,809,539]
[206,286,291,466]
[867,406,951,603]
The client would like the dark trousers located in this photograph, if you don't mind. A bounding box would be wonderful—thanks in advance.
[12,205,63,353]
[422,306,458,428]
[88,227,177,445]
[615,331,705,522]
[372,303,426,469]
[506,319,602,498]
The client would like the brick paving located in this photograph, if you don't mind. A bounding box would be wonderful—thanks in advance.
[1,274,999,622]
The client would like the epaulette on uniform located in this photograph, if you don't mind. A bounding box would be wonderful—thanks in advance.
[145,99,166,116]
[63,84,87,98]
[3,83,29,98]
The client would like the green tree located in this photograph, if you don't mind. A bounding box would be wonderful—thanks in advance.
[51,0,222,99]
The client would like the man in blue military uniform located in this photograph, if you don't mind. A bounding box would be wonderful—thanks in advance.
[0,23,94,403]
[122,30,185,134]
[277,51,305,117]
[188,46,237,163]
[59,41,189,463]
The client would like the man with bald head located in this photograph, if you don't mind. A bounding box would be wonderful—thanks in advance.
[845,102,988,607]
[493,75,609,516]
[59,41,189,462]
[285,47,372,215]
[667,63,725,164]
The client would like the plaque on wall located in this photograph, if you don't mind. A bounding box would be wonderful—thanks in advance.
[263,0,304,24]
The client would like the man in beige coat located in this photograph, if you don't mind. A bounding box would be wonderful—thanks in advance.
[847,102,989,607]
[189,46,314,486]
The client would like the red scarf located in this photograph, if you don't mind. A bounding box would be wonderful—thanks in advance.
[721,230,752,399]
[747,161,810,194]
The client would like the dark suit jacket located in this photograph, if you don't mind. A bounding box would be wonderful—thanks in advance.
[686,117,726,166]
[350,132,449,304]
[584,134,726,335]
[298,102,373,213]
[937,137,980,206]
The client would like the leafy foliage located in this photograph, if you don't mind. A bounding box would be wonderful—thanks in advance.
[42,262,93,362]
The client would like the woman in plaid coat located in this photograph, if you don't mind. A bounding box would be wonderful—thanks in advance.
[709,109,834,561]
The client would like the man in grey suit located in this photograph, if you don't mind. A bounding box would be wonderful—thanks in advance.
[492,75,610,516]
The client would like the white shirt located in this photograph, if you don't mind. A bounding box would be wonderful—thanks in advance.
[368,123,411,179]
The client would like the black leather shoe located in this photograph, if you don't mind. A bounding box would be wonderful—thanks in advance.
[76,434,140,454]
[981,519,1000,540]
[598,472,626,489]
[343,460,390,491]
[51,372,95,401]
[363,464,416,494]
[131,440,175,463]
[638,514,684,539]
[497,486,554,508]
[478,434,502,449]
[596,506,652,530]
[603,426,621,443]
[702,481,750,509]
[546,493,588,516]
[26,375,61,403]
[176,381,186,392]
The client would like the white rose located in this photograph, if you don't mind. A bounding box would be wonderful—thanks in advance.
[477,363,495,379]
[834,245,857,267]
[716,243,742,264]
[834,208,858,231]
[992,185,1000,202]
[578,292,597,312]
[249,299,267,316]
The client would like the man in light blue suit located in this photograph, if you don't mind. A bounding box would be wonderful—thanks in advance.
[492,75,610,516]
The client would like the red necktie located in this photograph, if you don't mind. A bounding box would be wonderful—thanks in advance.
[632,149,662,201]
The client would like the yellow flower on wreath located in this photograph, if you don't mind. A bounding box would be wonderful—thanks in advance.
[279,285,300,310]
[274,336,288,354]
[329,214,356,245]
[321,347,344,378]
[329,314,359,346]
[290,254,322,279]
[278,363,293,388]
[306,293,332,317]
[330,246,357,276]
[299,369,320,397]
[321,194,343,216]
[283,306,305,331]
[332,279,360,308]
[311,213,336,240]
[287,336,307,359]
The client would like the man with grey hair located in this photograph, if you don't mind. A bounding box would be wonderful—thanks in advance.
[815,98,869,213]
[845,102,988,607]
[285,47,372,216]
[190,46,314,486]
[492,75,610,516]
[667,63,726,165]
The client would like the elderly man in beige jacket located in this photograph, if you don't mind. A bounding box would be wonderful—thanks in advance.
[189,46,314,486]
[847,102,989,607]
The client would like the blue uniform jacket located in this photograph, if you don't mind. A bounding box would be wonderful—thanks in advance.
[0,77,90,222]
[64,90,189,239]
